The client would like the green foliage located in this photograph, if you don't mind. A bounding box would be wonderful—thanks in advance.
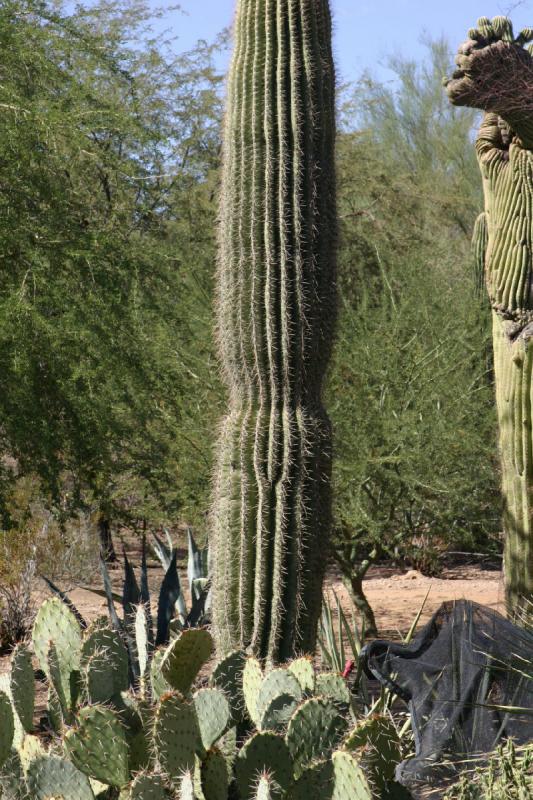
[330,41,499,588]
[0,0,223,535]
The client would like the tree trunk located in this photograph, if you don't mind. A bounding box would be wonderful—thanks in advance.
[98,515,117,563]
[344,573,378,638]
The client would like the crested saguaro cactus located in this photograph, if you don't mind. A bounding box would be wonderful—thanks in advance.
[446,17,533,613]
[211,0,337,661]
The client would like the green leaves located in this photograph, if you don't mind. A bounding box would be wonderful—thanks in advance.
[0,0,223,530]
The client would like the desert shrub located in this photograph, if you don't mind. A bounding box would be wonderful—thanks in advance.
[329,42,501,626]
[0,556,36,651]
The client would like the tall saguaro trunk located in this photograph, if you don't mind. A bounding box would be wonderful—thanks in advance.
[446,16,533,614]
[211,0,337,662]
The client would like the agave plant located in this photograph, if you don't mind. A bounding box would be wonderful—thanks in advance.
[43,531,210,685]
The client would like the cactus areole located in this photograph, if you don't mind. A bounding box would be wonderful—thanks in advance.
[446,17,533,613]
[211,0,337,661]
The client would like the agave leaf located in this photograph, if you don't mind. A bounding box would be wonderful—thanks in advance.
[140,536,154,648]
[187,529,204,592]
[186,580,211,628]
[156,550,182,646]
[152,531,172,572]
[40,576,88,630]
[99,556,139,681]
[122,546,141,635]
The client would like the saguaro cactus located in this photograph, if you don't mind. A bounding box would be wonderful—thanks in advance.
[446,17,533,613]
[211,0,337,661]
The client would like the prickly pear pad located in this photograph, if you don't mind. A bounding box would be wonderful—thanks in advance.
[33,597,82,680]
[210,650,246,723]
[128,772,169,799]
[288,760,334,799]
[161,628,213,695]
[64,704,130,787]
[82,624,129,701]
[314,673,351,711]
[286,698,348,779]
[0,692,14,769]
[153,691,199,779]
[193,687,230,751]
[287,658,315,695]
[200,748,230,800]
[242,657,263,726]
[10,644,35,733]
[256,670,302,726]
[236,732,292,800]
[331,751,373,800]
[26,755,96,800]
[344,715,401,787]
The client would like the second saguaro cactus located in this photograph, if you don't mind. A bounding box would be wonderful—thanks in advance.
[211,0,337,661]
[446,17,533,613]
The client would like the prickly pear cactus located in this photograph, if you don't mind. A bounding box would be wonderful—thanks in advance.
[2,598,407,800]
[210,0,337,662]
[236,732,293,800]
[127,772,169,799]
[160,628,213,695]
[194,688,231,752]
[200,749,230,800]
[81,621,129,703]
[344,715,402,790]
[33,597,82,712]
[446,16,533,612]
[330,751,373,800]
[286,698,348,779]
[9,644,35,734]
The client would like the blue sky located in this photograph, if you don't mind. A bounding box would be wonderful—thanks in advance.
[169,0,533,82]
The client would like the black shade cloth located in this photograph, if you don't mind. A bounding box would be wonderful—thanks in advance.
[360,600,533,787]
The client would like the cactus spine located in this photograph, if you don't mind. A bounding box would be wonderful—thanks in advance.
[211,0,337,662]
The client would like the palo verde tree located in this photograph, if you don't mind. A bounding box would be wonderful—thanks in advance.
[446,16,533,614]
[211,0,337,662]
[0,0,223,553]
[330,42,498,634]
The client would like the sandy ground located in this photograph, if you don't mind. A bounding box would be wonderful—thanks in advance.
[1,558,505,668]
[325,561,505,636]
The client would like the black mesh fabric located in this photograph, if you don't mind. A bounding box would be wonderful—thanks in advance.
[360,600,533,788]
